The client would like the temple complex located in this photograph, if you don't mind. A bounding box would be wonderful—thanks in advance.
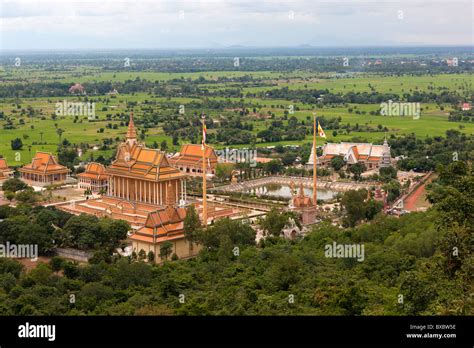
[0,158,13,182]
[169,144,218,178]
[19,152,70,187]
[77,162,109,193]
[55,112,266,261]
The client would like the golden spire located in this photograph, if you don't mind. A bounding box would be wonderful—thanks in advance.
[313,113,317,207]
[299,182,305,198]
[126,112,137,141]
[201,113,207,227]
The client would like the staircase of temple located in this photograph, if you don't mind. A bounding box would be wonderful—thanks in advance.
[57,196,160,229]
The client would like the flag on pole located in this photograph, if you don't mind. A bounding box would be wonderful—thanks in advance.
[201,113,207,149]
[317,119,326,138]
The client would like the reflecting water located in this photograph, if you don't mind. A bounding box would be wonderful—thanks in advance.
[245,183,336,200]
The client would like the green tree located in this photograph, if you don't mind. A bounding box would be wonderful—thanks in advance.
[331,156,345,171]
[264,159,283,175]
[379,166,397,182]
[15,190,38,204]
[281,153,297,166]
[2,178,28,193]
[197,218,255,250]
[159,241,173,261]
[5,191,15,202]
[11,138,23,150]
[49,257,64,272]
[215,163,234,182]
[56,128,64,144]
[183,205,201,245]
[147,251,155,263]
[63,214,100,249]
[260,208,299,237]
[349,163,366,180]
[341,189,368,227]
[160,140,168,151]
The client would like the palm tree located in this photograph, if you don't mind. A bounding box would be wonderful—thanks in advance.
[56,128,64,144]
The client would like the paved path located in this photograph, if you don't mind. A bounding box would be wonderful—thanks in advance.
[403,172,434,211]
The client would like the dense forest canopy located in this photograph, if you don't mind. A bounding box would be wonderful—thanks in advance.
[0,161,471,315]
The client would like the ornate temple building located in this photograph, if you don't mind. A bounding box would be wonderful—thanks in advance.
[129,182,201,262]
[19,152,70,187]
[77,162,109,193]
[169,144,218,178]
[308,139,392,170]
[0,158,13,182]
[105,113,186,205]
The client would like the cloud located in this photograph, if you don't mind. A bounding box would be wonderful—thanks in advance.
[0,0,472,49]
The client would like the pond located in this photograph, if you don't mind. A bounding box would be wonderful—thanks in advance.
[244,183,337,201]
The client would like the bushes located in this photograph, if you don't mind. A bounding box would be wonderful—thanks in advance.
[62,214,130,250]
[1,178,28,193]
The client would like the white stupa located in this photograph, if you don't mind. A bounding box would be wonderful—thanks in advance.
[306,146,317,169]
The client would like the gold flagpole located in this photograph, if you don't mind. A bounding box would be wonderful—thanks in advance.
[202,115,207,226]
[313,113,317,207]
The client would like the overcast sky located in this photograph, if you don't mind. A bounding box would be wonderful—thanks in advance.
[1,0,473,50]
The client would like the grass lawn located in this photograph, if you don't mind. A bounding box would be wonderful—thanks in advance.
[1,71,472,165]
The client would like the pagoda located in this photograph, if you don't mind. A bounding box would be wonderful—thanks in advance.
[19,152,70,187]
[105,113,185,205]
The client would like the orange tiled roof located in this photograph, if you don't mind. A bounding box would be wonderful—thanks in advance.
[293,183,314,208]
[77,162,109,180]
[169,144,218,167]
[19,152,70,174]
[351,146,360,160]
[107,142,183,182]
[367,156,381,162]
[129,205,187,244]
[106,112,182,181]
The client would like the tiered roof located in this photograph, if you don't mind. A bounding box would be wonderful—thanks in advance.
[293,183,314,208]
[320,142,389,163]
[130,206,187,244]
[77,162,109,180]
[129,182,187,244]
[0,158,8,171]
[0,158,11,179]
[169,144,218,168]
[106,113,183,182]
[19,152,70,174]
